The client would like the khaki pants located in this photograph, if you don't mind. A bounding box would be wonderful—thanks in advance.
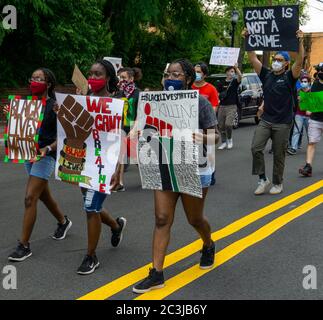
[218,105,237,142]
[251,120,292,185]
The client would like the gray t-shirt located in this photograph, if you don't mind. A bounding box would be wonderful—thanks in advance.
[198,96,217,174]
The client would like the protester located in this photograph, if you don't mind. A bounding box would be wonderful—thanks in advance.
[132,59,219,293]
[113,67,141,192]
[7,68,72,262]
[242,28,304,195]
[216,64,242,150]
[192,62,219,110]
[299,62,323,177]
[69,59,127,275]
[192,62,219,185]
[287,74,311,155]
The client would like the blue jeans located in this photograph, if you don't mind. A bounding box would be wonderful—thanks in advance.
[24,156,56,180]
[291,115,309,150]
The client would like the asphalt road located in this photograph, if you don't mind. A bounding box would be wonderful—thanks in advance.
[0,119,322,300]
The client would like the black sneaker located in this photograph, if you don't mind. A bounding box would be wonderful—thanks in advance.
[112,184,126,192]
[287,148,297,155]
[52,216,72,240]
[199,242,216,270]
[111,217,127,247]
[77,255,100,275]
[133,268,165,294]
[8,242,32,262]
[299,163,312,177]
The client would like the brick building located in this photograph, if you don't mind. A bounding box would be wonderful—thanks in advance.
[303,32,323,75]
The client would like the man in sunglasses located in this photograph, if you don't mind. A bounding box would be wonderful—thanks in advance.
[242,29,304,195]
[299,63,323,177]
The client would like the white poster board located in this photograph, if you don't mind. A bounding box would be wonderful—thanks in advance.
[104,57,122,74]
[209,47,240,66]
[55,93,124,194]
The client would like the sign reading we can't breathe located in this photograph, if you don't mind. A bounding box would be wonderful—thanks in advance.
[244,5,299,51]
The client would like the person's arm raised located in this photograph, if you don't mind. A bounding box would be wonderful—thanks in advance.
[241,28,263,75]
[292,30,305,80]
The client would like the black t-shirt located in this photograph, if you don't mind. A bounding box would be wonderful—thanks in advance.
[38,97,57,158]
[310,80,323,122]
[217,78,240,106]
[259,67,297,124]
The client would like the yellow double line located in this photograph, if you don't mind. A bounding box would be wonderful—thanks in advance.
[78,180,323,300]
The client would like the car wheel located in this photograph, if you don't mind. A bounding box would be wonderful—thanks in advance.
[233,110,240,129]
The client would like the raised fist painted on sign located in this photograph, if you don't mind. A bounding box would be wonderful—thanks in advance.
[58,95,94,148]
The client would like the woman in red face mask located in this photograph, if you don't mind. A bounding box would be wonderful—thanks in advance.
[73,60,127,275]
[7,68,72,263]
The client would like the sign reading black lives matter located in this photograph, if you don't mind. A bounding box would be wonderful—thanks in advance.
[244,5,299,51]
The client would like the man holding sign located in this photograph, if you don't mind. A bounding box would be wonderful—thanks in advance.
[242,26,304,195]
[299,63,323,177]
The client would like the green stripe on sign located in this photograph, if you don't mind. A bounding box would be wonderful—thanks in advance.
[168,137,179,192]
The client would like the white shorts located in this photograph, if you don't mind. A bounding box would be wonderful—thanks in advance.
[308,119,323,144]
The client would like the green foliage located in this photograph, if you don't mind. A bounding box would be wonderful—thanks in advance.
[0,0,310,89]
[0,0,113,87]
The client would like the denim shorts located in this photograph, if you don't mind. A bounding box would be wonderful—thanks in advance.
[24,156,56,181]
[200,174,214,188]
[81,188,107,213]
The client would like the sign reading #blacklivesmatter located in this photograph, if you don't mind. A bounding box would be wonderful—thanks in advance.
[137,90,202,198]
[244,5,299,51]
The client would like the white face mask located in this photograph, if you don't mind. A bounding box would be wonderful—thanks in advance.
[272,61,284,72]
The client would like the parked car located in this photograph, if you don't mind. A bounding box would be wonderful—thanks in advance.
[207,73,263,128]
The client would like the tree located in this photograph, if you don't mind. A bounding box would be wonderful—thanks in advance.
[0,0,113,87]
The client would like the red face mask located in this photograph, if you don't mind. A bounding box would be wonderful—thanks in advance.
[30,81,47,95]
[88,78,107,93]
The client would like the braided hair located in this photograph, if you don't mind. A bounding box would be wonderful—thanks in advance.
[96,59,119,94]
[172,59,196,88]
[37,67,56,99]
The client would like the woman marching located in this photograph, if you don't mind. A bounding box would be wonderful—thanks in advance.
[68,59,127,275]
[8,68,72,262]
[133,59,219,293]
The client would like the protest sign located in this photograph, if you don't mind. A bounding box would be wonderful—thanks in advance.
[137,90,202,198]
[4,96,45,163]
[104,57,122,74]
[209,47,240,66]
[244,5,299,51]
[55,93,124,194]
[299,91,323,113]
[72,65,88,95]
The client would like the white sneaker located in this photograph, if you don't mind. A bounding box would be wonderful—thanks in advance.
[227,139,233,149]
[218,142,227,150]
[254,178,271,195]
[269,184,283,195]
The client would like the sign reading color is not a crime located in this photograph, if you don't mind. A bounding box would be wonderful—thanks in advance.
[244,5,299,51]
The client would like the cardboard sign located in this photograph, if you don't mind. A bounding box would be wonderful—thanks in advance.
[137,90,202,198]
[104,57,122,74]
[4,96,45,163]
[244,5,299,51]
[299,91,323,113]
[55,93,124,194]
[72,65,88,95]
[209,47,240,66]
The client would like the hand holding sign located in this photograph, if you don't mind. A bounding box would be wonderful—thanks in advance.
[58,95,94,148]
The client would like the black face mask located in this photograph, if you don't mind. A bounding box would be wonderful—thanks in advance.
[318,73,323,81]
